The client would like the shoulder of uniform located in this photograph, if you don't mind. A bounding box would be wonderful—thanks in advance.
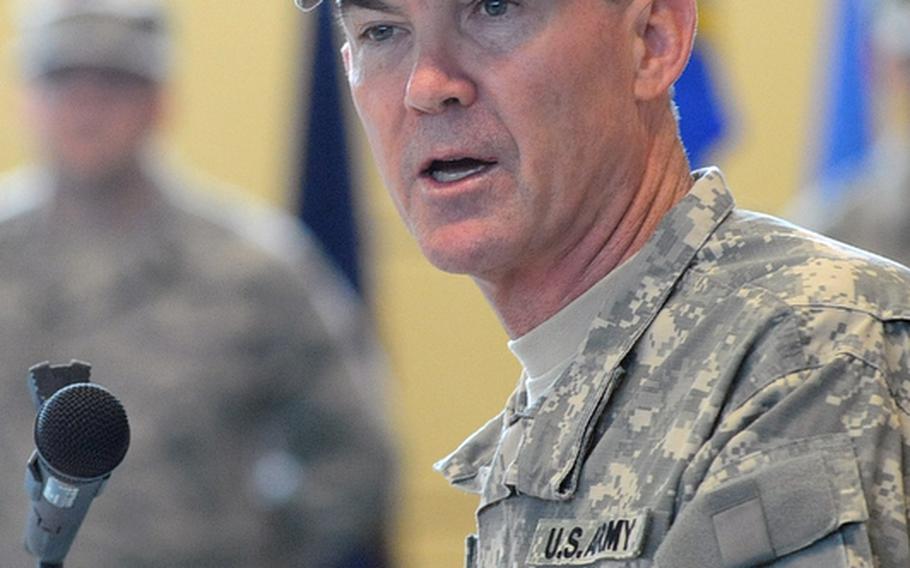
[153,164,365,337]
[153,165,310,269]
[0,166,52,227]
[694,208,910,321]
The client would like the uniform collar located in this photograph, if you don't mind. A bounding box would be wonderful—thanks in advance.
[435,168,736,500]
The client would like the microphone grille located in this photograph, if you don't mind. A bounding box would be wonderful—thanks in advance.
[35,383,130,480]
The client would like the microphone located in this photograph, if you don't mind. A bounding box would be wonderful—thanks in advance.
[23,380,130,568]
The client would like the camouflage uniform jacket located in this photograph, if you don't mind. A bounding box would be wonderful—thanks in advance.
[0,164,395,567]
[436,168,910,567]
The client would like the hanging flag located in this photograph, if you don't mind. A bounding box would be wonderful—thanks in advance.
[298,0,363,295]
[296,11,392,568]
[675,40,728,169]
[813,0,874,200]
[675,3,730,169]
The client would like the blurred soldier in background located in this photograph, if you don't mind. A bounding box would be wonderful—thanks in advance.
[0,0,397,566]
[812,0,910,263]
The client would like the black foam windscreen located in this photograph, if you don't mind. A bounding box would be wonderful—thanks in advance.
[34,383,130,480]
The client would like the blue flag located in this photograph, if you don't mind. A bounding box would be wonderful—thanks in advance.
[298,1,363,294]
[814,0,874,198]
[675,39,728,169]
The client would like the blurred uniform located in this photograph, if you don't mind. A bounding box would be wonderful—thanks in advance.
[813,0,910,265]
[0,1,396,566]
[437,170,910,567]
[819,141,910,265]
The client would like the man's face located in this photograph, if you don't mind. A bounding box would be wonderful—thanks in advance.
[25,68,161,185]
[341,0,649,281]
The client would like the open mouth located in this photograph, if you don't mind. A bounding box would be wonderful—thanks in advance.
[423,158,497,184]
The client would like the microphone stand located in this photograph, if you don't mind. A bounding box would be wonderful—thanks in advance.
[25,362,105,568]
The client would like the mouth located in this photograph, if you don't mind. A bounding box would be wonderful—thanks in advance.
[421,157,498,184]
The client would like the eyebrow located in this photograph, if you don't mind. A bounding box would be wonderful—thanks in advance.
[335,0,405,17]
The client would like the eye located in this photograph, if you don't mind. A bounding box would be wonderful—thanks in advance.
[479,0,511,17]
[362,24,398,43]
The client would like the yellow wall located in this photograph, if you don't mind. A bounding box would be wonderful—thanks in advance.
[709,0,827,213]
[161,1,306,206]
[0,2,833,567]
[0,5,27,171]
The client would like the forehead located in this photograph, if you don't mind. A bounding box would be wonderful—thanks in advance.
[337,0,499,18]
[333,1,629,23]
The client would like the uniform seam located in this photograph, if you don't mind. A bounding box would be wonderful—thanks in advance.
[684,267,907,383]
[731,351,910,418]
[680,267,809,381]
[693,264,901,319]
[688,254,910,323]
[786,301,910,323]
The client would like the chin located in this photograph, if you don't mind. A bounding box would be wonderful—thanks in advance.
[418,228,514,278]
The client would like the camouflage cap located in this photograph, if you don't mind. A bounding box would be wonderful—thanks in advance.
[16,0,171,81]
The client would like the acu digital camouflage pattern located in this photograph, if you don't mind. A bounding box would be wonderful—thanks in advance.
[436,168,910,567]
[0,164,395,567]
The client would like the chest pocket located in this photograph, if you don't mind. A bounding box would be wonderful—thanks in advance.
[654,434,871,567]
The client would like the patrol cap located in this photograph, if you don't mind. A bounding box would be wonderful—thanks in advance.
[15,0,171,81]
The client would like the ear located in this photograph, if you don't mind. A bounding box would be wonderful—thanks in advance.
[630,0,697,101]
[341,42,353,78]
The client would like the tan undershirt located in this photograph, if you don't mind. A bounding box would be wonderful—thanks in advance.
[508,264,624,406]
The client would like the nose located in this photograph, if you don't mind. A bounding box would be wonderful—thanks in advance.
[404,45,477,114]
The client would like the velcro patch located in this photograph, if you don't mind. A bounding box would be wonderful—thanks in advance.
[526,511,650,565]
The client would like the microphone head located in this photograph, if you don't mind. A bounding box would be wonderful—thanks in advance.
[35,383,130,480]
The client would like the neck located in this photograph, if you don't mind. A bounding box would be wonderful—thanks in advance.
[478,109,693,338]
[49,159,156,233]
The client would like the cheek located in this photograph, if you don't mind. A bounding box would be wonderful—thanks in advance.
[492,66,574,190]
[34,108,86,153]
[355,97,394,178]
[353,83,409,190]
[514,53,629,156]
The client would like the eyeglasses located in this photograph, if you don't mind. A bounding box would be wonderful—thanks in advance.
[295,0,323,11]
